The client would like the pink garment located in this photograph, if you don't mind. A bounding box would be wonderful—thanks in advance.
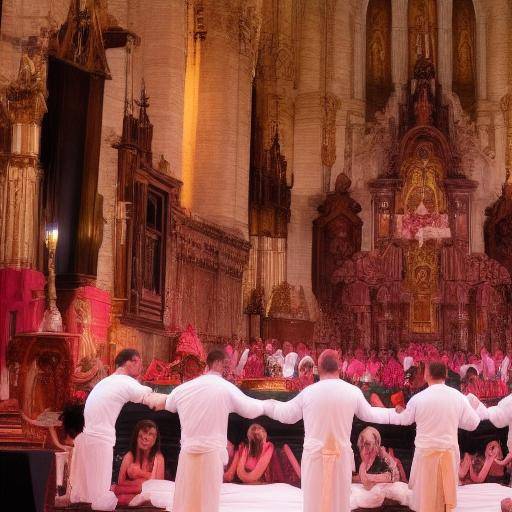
[175,324,206,362]
[380,358,404,389]
[244,443,300,486]
[346,359,366,380]
[367,361,382,379]
[243,354,265,378]
[481,354,496,380]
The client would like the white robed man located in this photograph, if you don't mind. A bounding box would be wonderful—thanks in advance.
[162,347,265,512]
[471,388,512,454]
[389,360,480,512]
[70,348,164,511]
[264,349,391,512]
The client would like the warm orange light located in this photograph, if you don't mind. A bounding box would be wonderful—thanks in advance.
[45,223,59,251]
[181,20,202,210]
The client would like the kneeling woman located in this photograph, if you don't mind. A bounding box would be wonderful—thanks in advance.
[236,423,301,486]
[112,420,165,505]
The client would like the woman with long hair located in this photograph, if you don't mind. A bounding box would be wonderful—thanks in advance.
[236,423,300,485]
[112,420,165,505]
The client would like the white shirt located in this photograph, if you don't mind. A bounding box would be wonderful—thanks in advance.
[165,373,264,455]
[267,378,390,451]
[478,393,512,450]
[389,383,480,450]
[83,374,152,445]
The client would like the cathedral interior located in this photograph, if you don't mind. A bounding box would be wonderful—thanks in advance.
[2,0,512,511]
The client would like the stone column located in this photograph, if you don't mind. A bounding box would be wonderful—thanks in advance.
[437,0,453,95]
[190,0,262,237]
[0,59,46,269]
[391,0,409,102]
[136,0,187,179]
[246,0,295,305]
[475,15,487,102]
[353,8,365,102]
[487,0,511,185]
[287,0,323,314]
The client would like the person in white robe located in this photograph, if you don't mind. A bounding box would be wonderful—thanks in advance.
[389,361,480,512]
[264,349,390,512]
[472,391,512,453]
[70,349,164,511]
[162,347,265,512]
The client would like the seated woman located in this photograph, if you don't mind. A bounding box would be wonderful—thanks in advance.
[112,420,165,505]
[236,423,300,485]
[459,440,507,484]
[353,426,406,489]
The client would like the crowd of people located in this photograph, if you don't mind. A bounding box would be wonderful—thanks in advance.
[222,337,511,401]
[60,345,512,512]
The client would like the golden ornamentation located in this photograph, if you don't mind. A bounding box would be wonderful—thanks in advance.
[240,377,289,392]
[74,298,97,362]
[399,143,445,334]
[267,281,309,321]
[399,142,446,213]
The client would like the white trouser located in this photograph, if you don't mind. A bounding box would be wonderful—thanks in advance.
[301,439,353,512]
[409,447,459,512]
[69,433,117,511]
[172,449,224,512]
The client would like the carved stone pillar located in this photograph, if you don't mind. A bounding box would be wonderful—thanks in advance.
[247,236,287,309]
[190,0,262,235]
[475,16,487,102]
[0,56,46,269]
[437,0,453,95]
[391,0,409,102]
[501,93,512,183]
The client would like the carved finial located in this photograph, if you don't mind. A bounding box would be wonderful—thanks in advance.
[194,0,207,41]
[135,79,150,123]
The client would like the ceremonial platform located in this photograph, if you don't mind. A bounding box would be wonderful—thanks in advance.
[54,481,512,512]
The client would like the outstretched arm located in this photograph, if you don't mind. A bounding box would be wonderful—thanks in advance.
[229,384,265,418]
[264,395,303,424]
[142,392,168,411]
[388,397,416,426]
[459,394,480,431]
[355,390,390,424]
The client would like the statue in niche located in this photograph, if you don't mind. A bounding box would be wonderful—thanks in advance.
[457,28,473,83]
[368,30,386,83]
[411,57,435,126]
[408,0,437,76]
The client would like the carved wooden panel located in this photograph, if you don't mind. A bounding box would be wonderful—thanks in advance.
[366,0,392,121]
[312,174,362,309]
[452,0,476,118]
[249,133,292,238]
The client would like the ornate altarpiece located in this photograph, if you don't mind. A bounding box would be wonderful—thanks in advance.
[314,54,512,351]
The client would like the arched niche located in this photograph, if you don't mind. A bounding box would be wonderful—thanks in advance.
[408,0,437,79]
[452,0,477,117]
[365,0,392,121]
